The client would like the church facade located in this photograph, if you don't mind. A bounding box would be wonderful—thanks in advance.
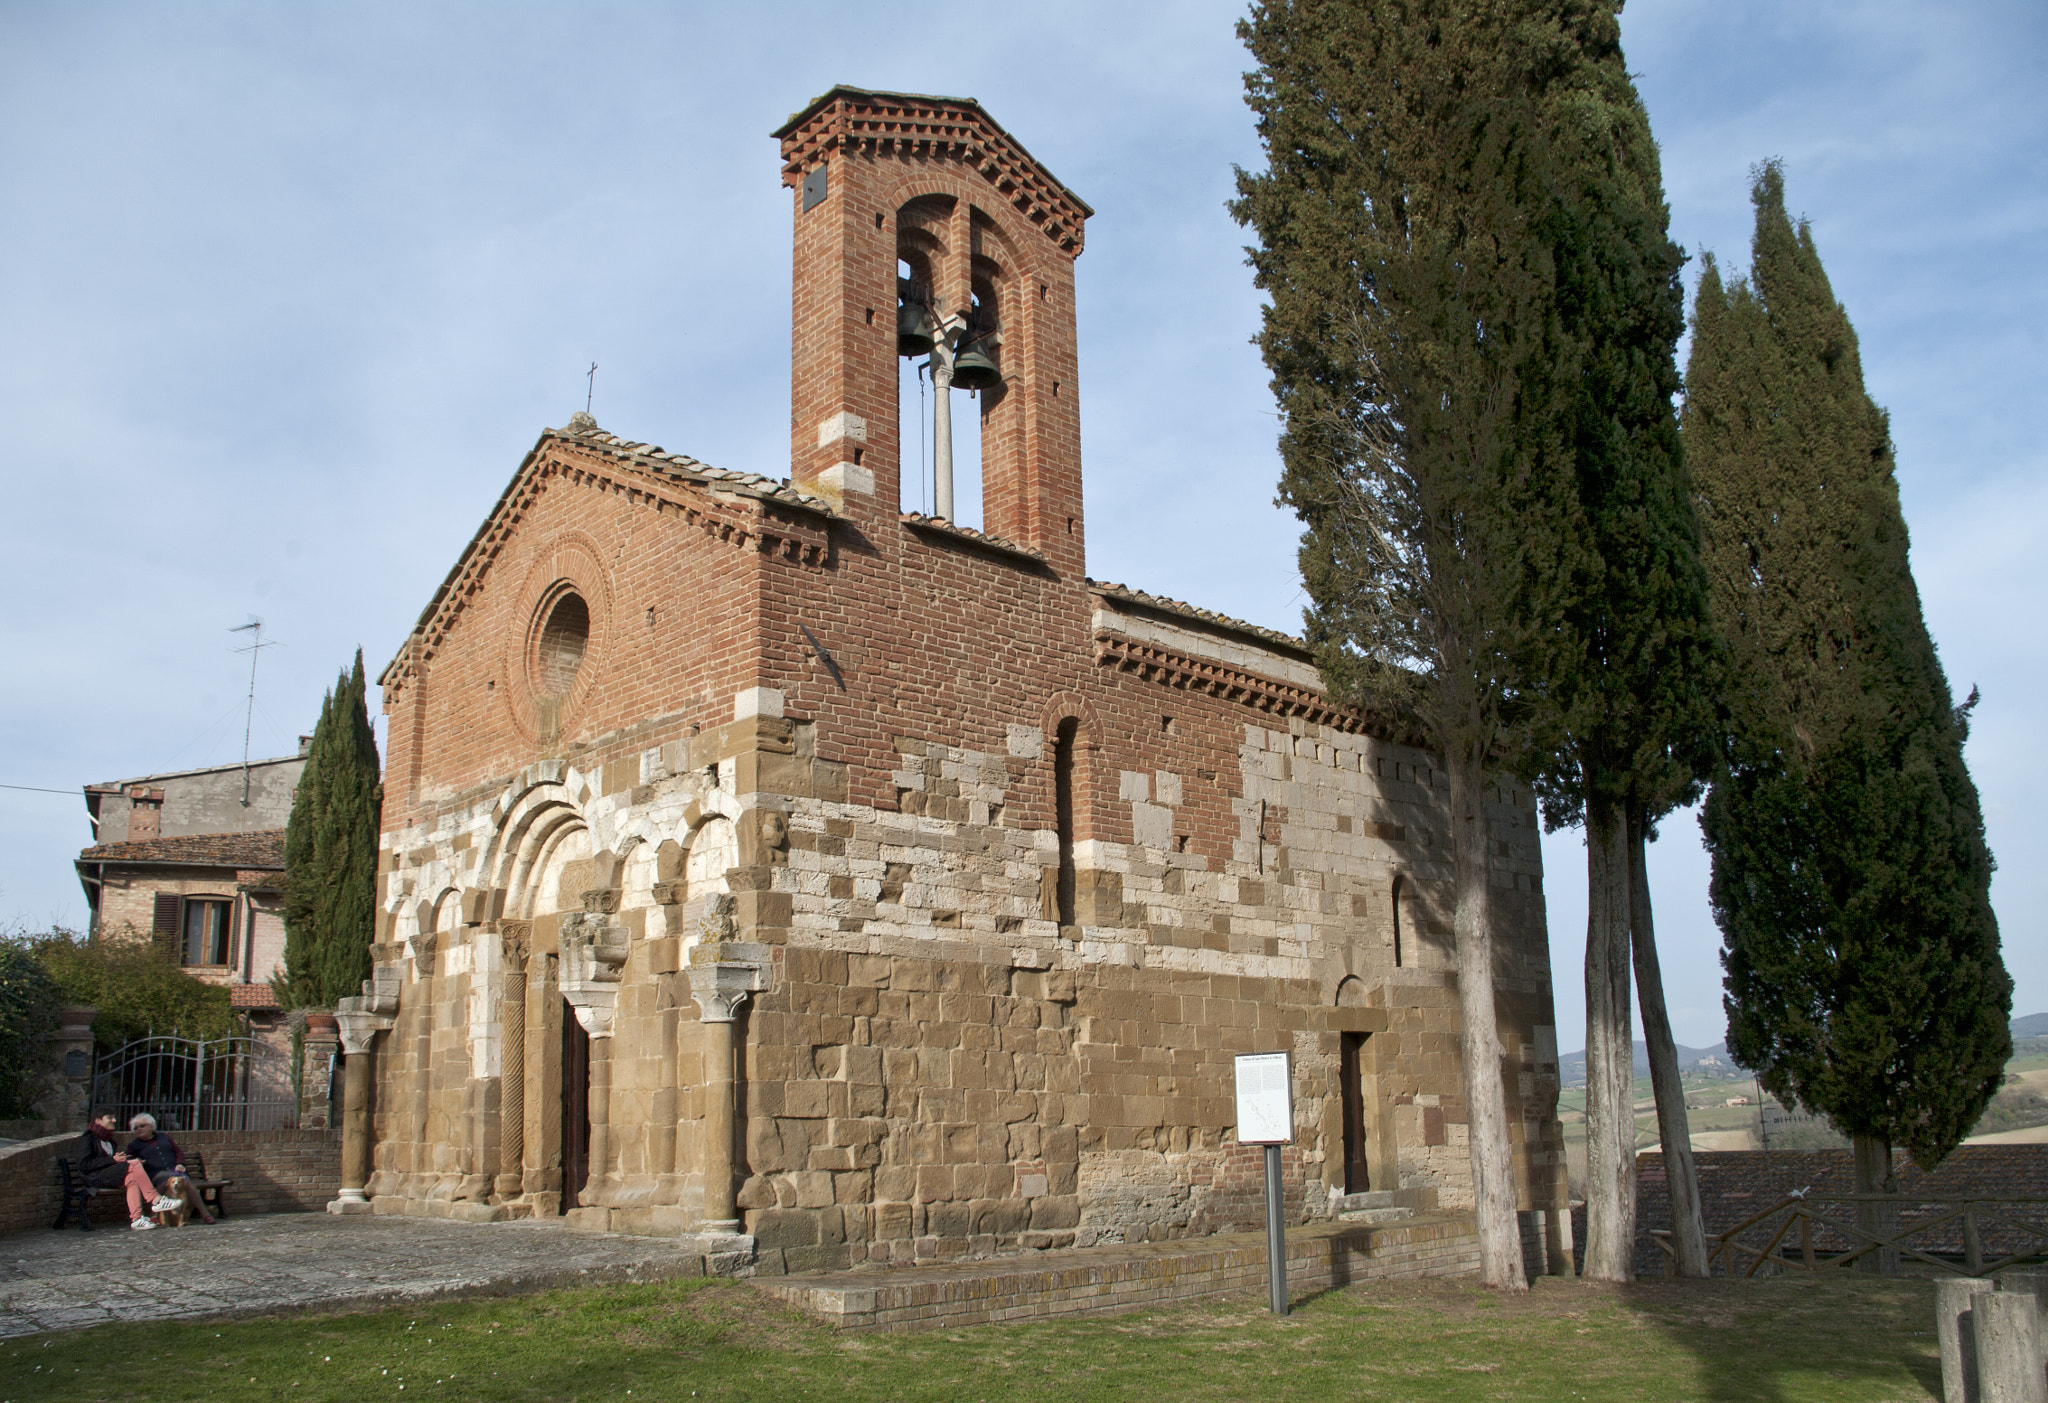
[331,88,1569,1276]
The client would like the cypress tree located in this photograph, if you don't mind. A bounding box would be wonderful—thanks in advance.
[1686,164,2008,1206]
[280,650,383,1009]
[1235,0,1590,1289]
[1519,8,1720,1279]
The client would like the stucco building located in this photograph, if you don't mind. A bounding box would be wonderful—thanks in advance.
[77,748,309,1017]
[333,88,1569,1276]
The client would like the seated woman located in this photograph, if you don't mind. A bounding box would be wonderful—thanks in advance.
[76,1111,176,1230]
[126,1114,216,1224]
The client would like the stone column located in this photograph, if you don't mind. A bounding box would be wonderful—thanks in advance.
[495,925,530,1200]
[408,927,438,1187]
[329,970,399,1215]
[1971,1290,2046,1403]
[36,1006,97,1129]
[686,914,770,1236]
[586,1021,613,1198]
[558,911,626,1227]
[300,1012,340,1129]
[1937,1277,1998,1403]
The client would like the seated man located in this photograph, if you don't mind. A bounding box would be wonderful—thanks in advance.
[76,1111,176,1230]
[126,1114,216,1225]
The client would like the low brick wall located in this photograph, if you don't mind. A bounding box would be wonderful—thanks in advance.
[1635,1146,2048,1276]
[756,1211,1480,1331]
[0,1129,342,1235]
[0,1135,82,1236]
[174,1131,344,1216]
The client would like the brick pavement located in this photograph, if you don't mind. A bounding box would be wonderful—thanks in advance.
[0,1214,706,1338]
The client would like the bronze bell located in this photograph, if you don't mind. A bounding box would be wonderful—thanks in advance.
[897,301,935,358]
[951,342,1001,391]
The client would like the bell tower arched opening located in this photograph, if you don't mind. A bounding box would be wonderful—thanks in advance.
[777,87,1092,578]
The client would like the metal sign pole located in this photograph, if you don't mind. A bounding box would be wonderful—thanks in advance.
[1235,1050,1295,1316]
[1264,1142,1289,1316]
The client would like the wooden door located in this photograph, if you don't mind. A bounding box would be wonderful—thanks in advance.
[560,999,589,1211]
[1340,1031,1369,1193]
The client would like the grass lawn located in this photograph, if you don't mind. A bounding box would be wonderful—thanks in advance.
[5,1271,1939,1402]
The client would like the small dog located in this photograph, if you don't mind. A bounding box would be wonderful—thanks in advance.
[152,1178,191,1228]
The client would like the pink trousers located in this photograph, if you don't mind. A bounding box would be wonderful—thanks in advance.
[118,1161,155,1217]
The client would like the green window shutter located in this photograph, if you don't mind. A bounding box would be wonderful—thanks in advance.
[152,892,183,956]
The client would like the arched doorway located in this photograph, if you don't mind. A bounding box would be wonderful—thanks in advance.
[560,999,590,1210]
[1335,975,1370,1193]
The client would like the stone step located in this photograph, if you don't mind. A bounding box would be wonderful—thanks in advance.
[1337,1207,1416,1225]
[1330,1186,1438,1215]
[752,1211,1480,1332]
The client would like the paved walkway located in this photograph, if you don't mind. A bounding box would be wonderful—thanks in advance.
[0,1213,706,1337]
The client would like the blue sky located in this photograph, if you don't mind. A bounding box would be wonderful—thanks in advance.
[2,2,2040,1054]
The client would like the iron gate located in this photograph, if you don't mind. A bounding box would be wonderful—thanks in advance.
[89,1034,298,1132]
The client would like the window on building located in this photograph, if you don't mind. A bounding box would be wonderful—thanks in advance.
[183,898,233,967]
[1054,717,1078,926]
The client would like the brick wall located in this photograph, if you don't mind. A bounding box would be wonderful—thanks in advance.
[178,1130,343,1215]
[0,1135,81,1236]
[0,1129,342,1236]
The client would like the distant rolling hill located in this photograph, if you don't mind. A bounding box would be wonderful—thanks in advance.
[1560,1015,2048,1088]
[1559,1041,1728,1088]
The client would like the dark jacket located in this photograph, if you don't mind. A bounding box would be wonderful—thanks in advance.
[75,1129,128,1190]
[127,1133,183,1180]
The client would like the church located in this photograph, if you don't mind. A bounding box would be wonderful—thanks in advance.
[329,87,1569,1277]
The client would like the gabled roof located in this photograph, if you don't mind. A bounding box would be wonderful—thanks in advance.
[378,415,832,689]
[78,830,286,869]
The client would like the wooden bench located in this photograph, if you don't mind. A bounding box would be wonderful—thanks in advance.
[183,1151,230,1220]
[53,1157,110,1231]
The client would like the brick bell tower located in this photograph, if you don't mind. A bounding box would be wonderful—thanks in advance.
[774,88,1093,580]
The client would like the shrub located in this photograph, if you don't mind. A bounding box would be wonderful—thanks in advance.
[0,939,64,1116]
[34,926,238,1050]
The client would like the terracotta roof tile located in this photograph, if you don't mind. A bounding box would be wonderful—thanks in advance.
[230,983,281,1009]
[567,424,828,511]
[78,829,286,869]
[1087,580,1309,655]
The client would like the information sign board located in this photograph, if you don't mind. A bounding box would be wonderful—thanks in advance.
[1234,1051,1294,1144]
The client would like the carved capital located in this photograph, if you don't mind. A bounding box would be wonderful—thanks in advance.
[411,930,439,976]
[336,968,399,1054]
[500,920,533,971]
[564,987,619,1039]
[650,880,685,906]
[580,887,622,914]
[559,909,627,1038]
[686,943,772,1024]
[560,912,630,986]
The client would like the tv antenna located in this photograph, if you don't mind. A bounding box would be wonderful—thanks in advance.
[586,361,598,414]
[230,619,281,807]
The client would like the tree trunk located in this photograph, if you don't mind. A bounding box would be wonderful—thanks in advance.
[1581,799,1637,1281]
[1628,807,1707,1277]
[1853,1132,1901,1276]
[1446,744,1526,1290]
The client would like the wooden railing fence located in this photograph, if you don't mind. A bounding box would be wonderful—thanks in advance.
[1650,1193,2048,1279]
